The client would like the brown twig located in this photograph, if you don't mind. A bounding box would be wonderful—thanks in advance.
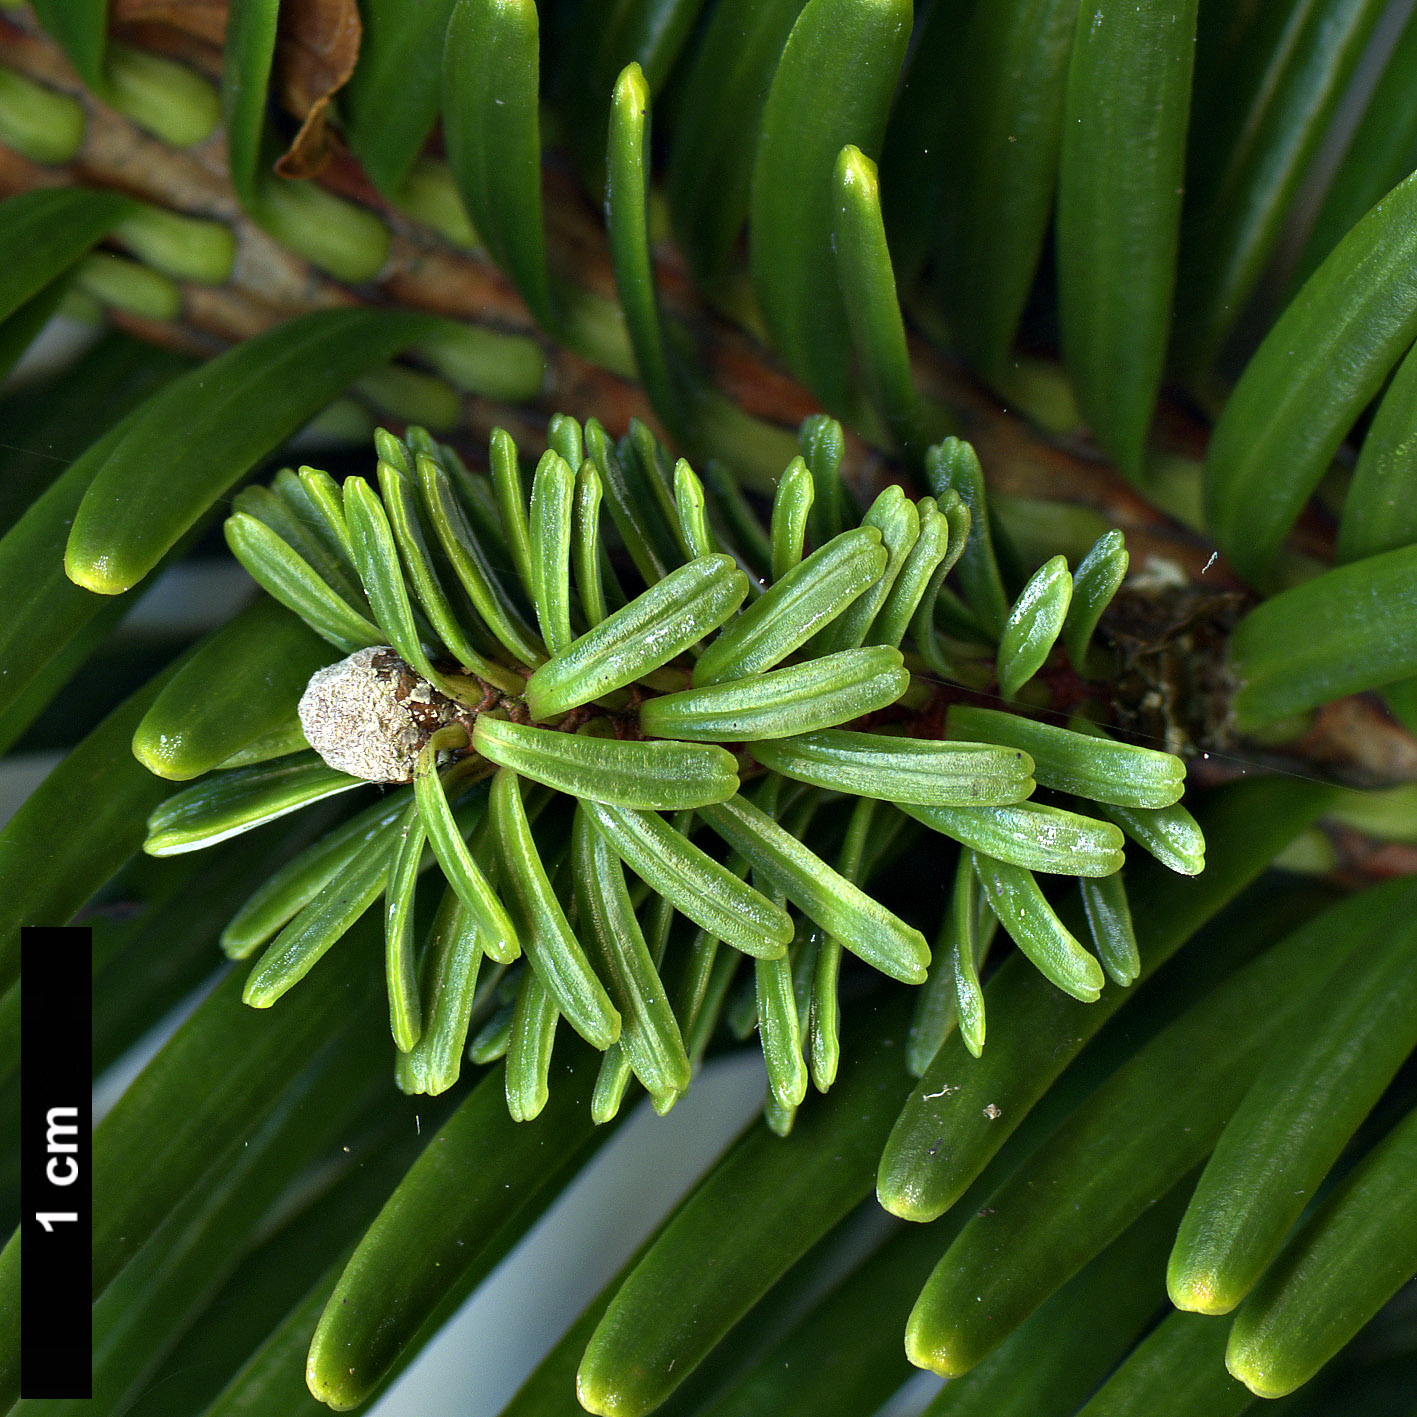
[2,11,1415,795]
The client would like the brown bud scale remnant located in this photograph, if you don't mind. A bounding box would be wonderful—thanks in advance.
[298,647,464,783]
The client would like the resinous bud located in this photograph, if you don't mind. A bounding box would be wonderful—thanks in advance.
[298,646,465,783]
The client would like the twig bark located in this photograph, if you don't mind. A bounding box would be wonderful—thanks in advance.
[2,12,1414,801]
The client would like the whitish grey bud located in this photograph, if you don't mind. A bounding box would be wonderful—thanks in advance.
[298,647,463,783]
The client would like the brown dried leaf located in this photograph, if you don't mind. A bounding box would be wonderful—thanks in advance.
[274,95,340,178]
[275,0,360,115]
[272,0,361,178]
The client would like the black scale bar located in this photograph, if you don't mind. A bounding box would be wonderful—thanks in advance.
[20,926,92,1399]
